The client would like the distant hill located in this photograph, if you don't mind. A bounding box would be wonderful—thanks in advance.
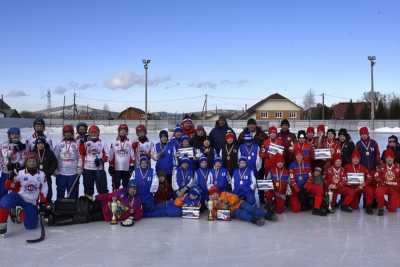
[32,105,119,119]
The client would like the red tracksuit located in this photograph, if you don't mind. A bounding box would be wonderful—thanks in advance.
[325,166,354,207]
[288,161,312,213]
[264,167,289,214]
[260,137,284,174]
[344,163,374,209]
[293,142,313,165]
[375,163,400,212]
[305,175,324,209]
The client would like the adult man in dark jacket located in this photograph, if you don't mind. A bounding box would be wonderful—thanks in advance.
[277,119,297,166]
[338,128,355,166]
[209,116,236,154]
[238,119,267,146]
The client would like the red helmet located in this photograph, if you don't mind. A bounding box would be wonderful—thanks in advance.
[118,124,129,132]
[88,125,100,135]
[63,124,74,134]
[136,124,147,134]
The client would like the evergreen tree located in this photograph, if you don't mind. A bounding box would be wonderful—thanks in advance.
[375,99,387,119]
[359,103,370,119]
[344,99,356,119]
[389,97,400,119]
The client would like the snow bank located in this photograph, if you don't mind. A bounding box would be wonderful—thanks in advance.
[374,127,400,133]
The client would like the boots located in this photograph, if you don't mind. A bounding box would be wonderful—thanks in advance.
[340,205,352,213]
[251,218,265,226]
[312,208,327,216]
[377,209,384,216]
[0,223,7,237]
[366,206,374,215]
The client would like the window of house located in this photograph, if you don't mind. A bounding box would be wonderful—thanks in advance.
[289,112,297,119]
[275,112,283,118]
[260,111,268,119]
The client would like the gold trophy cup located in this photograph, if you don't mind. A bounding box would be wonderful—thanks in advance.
[110,198,118,225]
[207,200,214,221]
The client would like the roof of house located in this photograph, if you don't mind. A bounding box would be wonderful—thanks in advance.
[0,99,11,110]
[246,93,303,112]
[331,102,368,119]
[119,107,145,114]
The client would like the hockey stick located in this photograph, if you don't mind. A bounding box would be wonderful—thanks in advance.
[26,214,45,243]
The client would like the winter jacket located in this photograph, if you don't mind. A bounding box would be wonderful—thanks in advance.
[238,127,267,146]
[34,147,58,178]
[209,119,236,153]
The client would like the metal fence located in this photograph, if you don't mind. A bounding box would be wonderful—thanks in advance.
[1,118,400,131]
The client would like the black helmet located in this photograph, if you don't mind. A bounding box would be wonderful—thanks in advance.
[33,117,45,127]
[281,119,290,127]
[76,122,88,132]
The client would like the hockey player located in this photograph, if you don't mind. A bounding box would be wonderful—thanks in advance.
[132,124,153,163]
[264,153,289,214]
[27,117,53,151]
[33,137,57,202]
[305,167,327,216]
[238,133,261,174]
[0,127,26,198]
[0,153,48,236]
[277,119,297,165]
[208,186,272,226]
[170,125,183,151]
[54,125,82,199]
[325,154,354,212]
[374,150,400,216]
[288,149,312,212]
[260,126,284,175]
[207,156,230,192]
[195,155,211,205]
[231,157,257,205]
[152,130,175,183]
[96,179,143,226]
[174,187,202,209]
[344,150,373,213]
[80,125,108,198]
[221,131,238,176]
[172,156,195,198]
[356,127,381,172]
[108,124,135,190]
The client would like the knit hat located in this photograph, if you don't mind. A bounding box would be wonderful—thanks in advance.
[214,156,223,164]
[174,125,183,133]
[247,118,257,126]
[159,129,169,138]
[280,119,290,127]
[7,127,20,136]
[225,131,235,141]
[317,124,325,133]
[238,156,248,163]
[351,150,361,159]
[139,155,149,163]
[314,166,322,173]
[327,128,336,136]
[306,127,315,135]
[181,135,190,142]
[384,149,395,159]
[297,130,306,139]
[338,128,348,137]
[199,155,208,163]
[180,156,191,165]
[208,186,220,196]
[268,126,278,135]
[359,127,369,136]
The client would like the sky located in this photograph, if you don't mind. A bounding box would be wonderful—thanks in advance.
[1,0,399,113]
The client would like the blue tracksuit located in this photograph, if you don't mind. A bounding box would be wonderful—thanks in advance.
[233,201,266,222]
[0,192,38,229]
[208,167,230,192]
[239,144,259,172]
[154,142,174,176]
[232,167,256,205]
[173,167,194,192]
[56,174,78,199]
[195,168,210,202]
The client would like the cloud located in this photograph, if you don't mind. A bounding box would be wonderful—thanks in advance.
[104,71,171,90]
[54,86,68,95]
[220,79,249,86]
[188,81,218,89]
[7,90,29,97]
[69,81,96,90]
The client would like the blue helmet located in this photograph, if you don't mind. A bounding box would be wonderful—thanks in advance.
[7,127,20,136]
[180,156,191,166]
[174,124,183,133]
[238,156,248,163]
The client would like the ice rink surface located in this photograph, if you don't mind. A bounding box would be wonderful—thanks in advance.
[0,127,399,267]
[1,210,399,267]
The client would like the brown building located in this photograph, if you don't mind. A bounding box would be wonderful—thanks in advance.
[239,93,303,120]
[331,102,369,119]
[118,107,145,120]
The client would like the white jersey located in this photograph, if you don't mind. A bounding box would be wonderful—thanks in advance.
[54,140,81,176]
[0,142,26,173]
[15,169,48,205]
[108,138,135,171]
[82,139,108,170]
[26,133,53,151]
[132,139,153,163]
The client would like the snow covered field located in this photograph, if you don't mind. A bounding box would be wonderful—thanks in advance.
[0,126,399,267]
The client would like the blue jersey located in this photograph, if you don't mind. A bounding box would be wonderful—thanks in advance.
[132,167,159,204]
[207,167,230,192]
[154,142,174,175]
[232,167,256,196]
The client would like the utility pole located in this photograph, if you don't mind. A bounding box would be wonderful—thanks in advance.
[46,90,51,110]
[142,59,151,128]
[62,95,66,122]
[86,104,89,119]
[368,56,376,130]
[73,92,77,120]
[322,92,325,121]
[202,94,208,120]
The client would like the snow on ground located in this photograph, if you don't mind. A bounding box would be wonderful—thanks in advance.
[374,127,400,133]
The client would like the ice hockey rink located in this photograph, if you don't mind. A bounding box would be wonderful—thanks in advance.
[0,127,399,267]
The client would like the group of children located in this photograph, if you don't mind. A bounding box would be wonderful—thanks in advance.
[0,116,399,236]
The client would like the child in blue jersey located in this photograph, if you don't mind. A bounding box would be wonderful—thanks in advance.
[152,130,174,183]
[238,133,261,174]
[172,156,195,198]
[231,156,257,205]
[207,156,230,192]
[195,155,211,206]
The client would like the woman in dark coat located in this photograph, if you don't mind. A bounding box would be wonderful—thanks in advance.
[209,116,236,154]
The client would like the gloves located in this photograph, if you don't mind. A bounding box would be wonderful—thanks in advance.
[94,158,101,167]
[108,166,115,177]
[39,203,47,216]
[128,165,134,176]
